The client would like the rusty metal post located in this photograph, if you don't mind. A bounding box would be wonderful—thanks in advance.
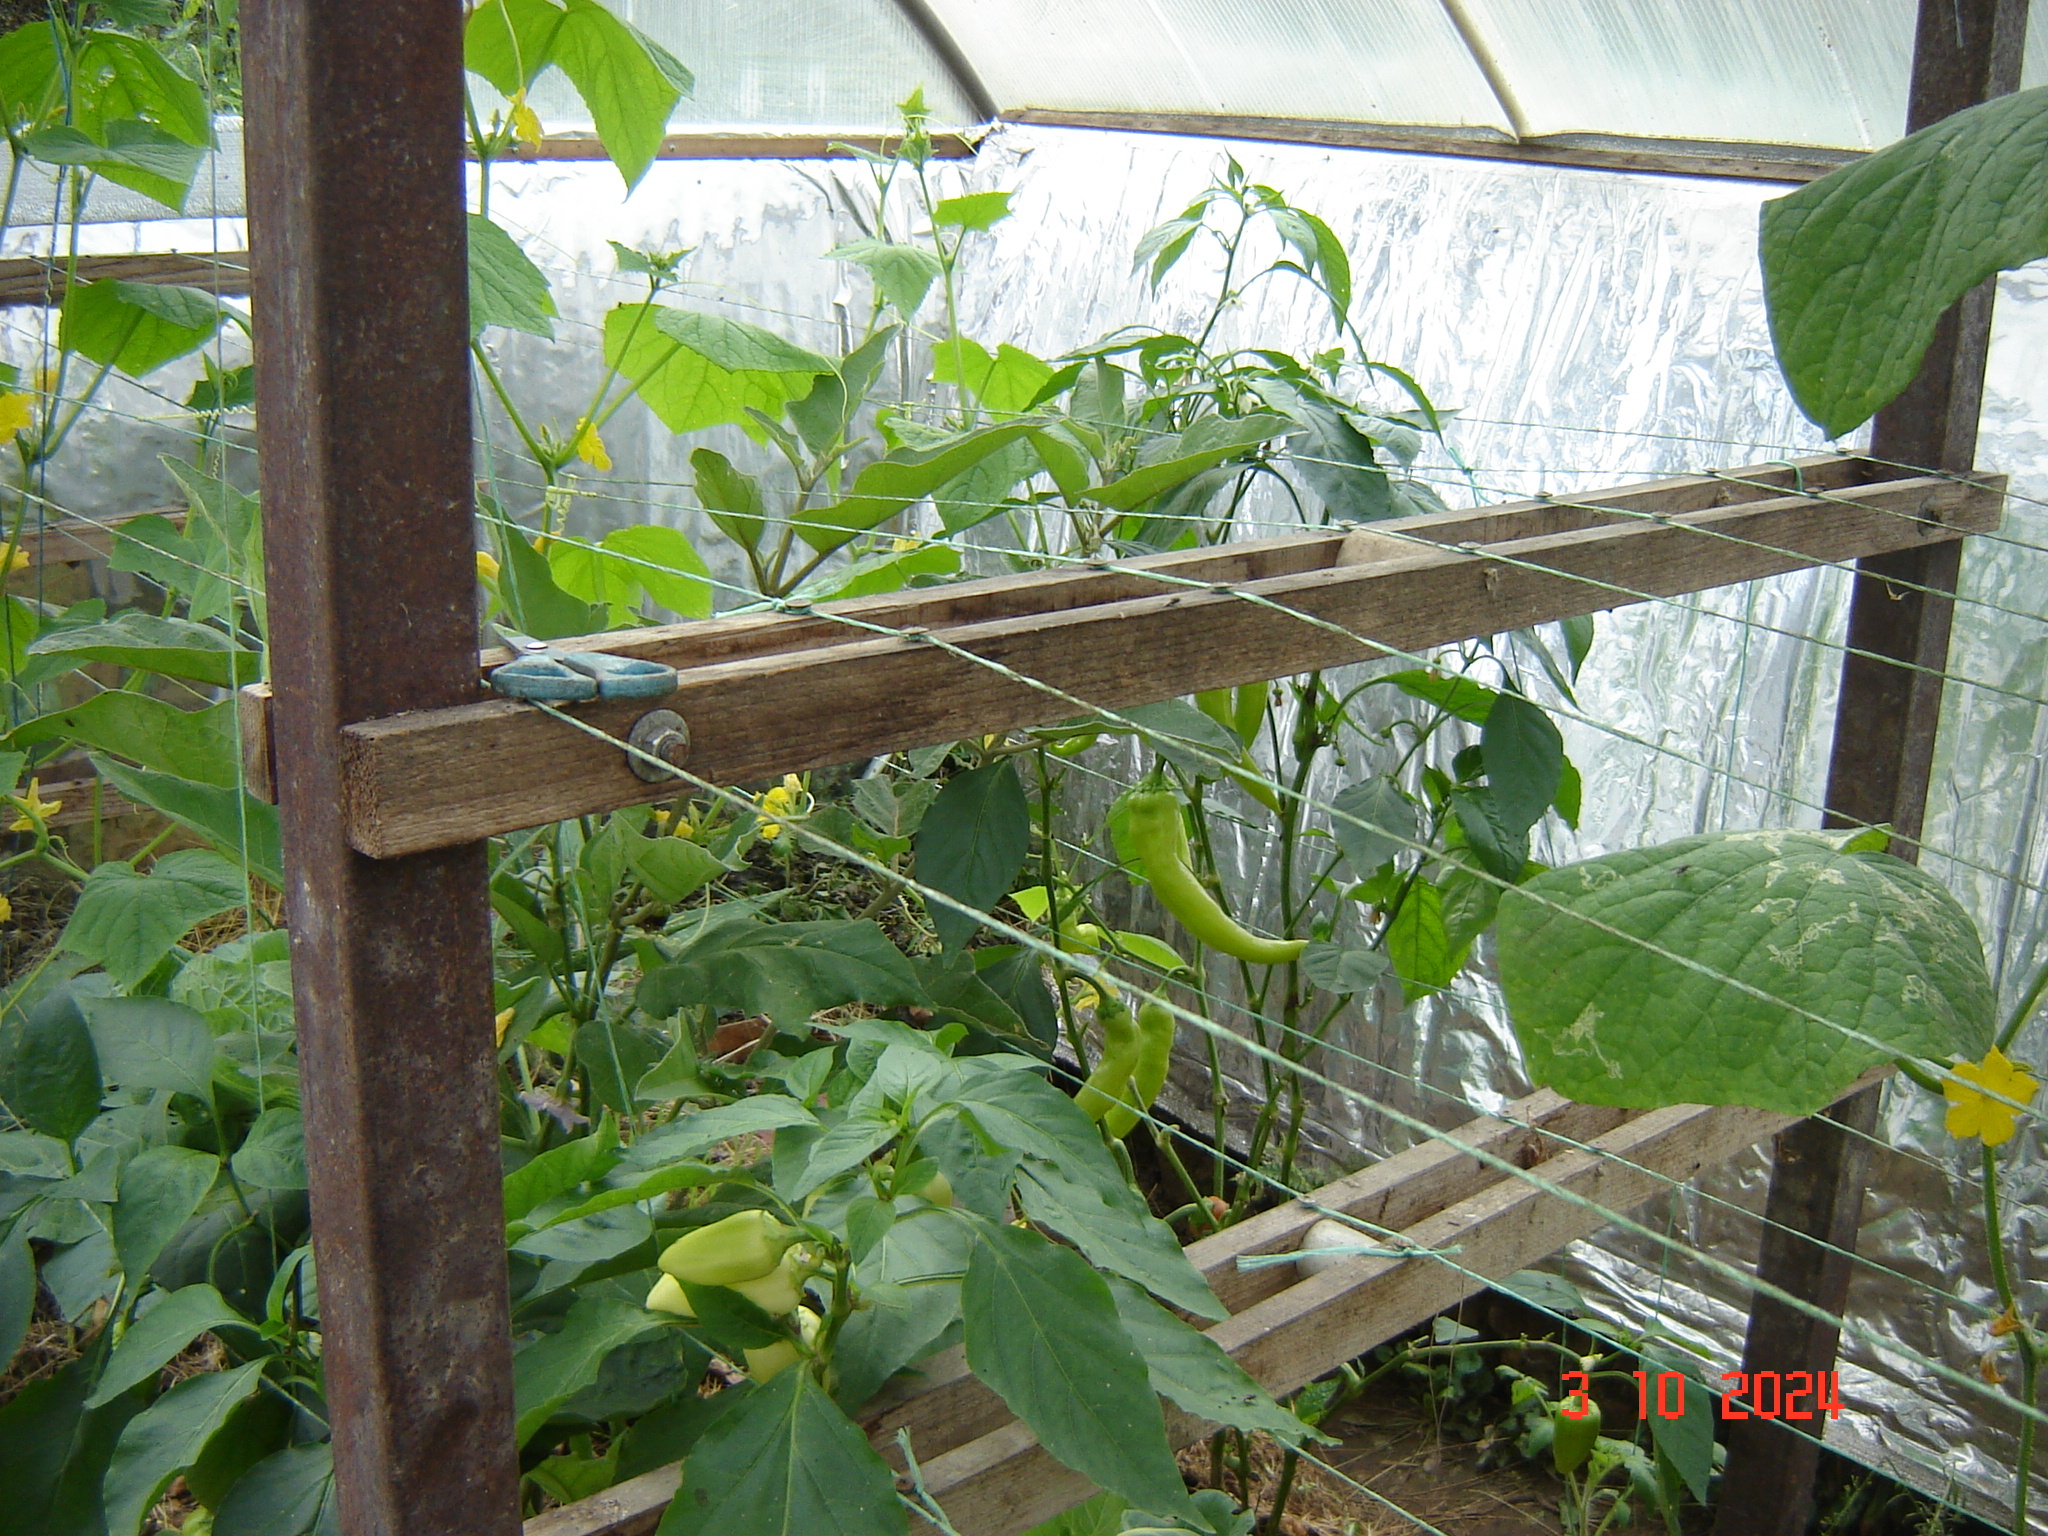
[241,3,521,1534]
[1714,3,2029,1531]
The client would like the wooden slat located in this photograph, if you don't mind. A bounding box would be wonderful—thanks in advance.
[303,465,1998,858]
[0,252,250,307]
[492,131,977,163]
[529,1072,1881,1536]
[5,506,185,572]
[999,109,1861,184]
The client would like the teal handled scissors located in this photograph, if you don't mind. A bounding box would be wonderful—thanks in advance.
[488,627,679,702]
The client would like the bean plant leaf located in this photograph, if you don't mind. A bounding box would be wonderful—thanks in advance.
[1104,1275,1321,1447]
[103,1361,266,1536]
[82,996,217,1100]
[89,1285,246,1408]
[230,1108,308,1191]
[27,611,256,689]
[1481,692,1563,834]
[1300,941,1390,996]
[915,760,1031,951]
[5,694,238,787]
[468,213,556,339]
[212,1443,339,1536]
[0,989,102,1142]
[87,760,285,889]
[962,1220,1193,1518]
[63,854,246,989]
[1497,829,1996,1114]
[660,1365,903,1536]
[1761,85,2048,437]
[112,1145,220,1284]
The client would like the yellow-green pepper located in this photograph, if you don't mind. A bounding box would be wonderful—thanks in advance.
[1125,786,1305,966]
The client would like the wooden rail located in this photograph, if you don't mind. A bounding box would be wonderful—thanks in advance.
[524,1071,1885,1536]
[0,253,250,306]
[233,455,2003,858]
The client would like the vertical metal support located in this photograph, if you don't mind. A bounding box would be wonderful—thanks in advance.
[1715,3,2028,1531]
[242,4,521,1535]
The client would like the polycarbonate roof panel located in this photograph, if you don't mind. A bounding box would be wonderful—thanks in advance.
[518,0,977,133]
[915,0,1512,131]
[1459,0,1916,148]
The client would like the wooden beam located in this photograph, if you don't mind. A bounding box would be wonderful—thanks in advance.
[526,1073,1882,1536]
[491,131,977,163]
[0,252,251,306]
[999,109,1859,184]
[5,506,185,572]
[242,0,520,1532]
[1718,3,2030,1532]
[237,460,1999,859]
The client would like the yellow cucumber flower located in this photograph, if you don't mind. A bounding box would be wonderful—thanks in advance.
[493,1007,516,1046]
[1944,1046,2038,1148]
[571,419,611,471]
[755,774,809,840]
[509,91,544,152]
[3,547,29,576]
[0,391,31,438]
[0,894,11,924]
[8,778,63,832]
[475,550,501,582]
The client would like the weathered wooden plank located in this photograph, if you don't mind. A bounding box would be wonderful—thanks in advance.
[0,252,250,307]
[1000,109,1861,184]
[328,469,1998,857]
[494,131,977,162]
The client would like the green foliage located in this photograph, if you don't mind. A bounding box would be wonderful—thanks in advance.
[1499,829,1996,1113]
[1762,85,2048,436]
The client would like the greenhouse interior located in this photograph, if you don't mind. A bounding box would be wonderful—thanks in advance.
[1,1,2046,1534]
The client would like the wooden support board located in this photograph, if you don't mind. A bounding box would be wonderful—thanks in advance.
[525,1072,1885,1536]
[0,252,250,306]
[234,455,2002,859]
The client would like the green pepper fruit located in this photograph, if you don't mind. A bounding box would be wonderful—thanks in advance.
[1231,684,1266,747]
[1124,785,1306,965]
[645,1274,696,1318]
[658,1209,797,1287]
[1552,1392,1600,1475]
[1074,989,1141,1124]
[1102,995,1176,1137]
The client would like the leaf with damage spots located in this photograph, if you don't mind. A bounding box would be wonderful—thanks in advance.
[1496,829,1993,1114]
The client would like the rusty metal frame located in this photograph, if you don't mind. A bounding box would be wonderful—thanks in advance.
[242,1,520,1532]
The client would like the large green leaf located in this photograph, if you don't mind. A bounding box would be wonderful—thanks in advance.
[932,338,1052,415]
[950,1065,1128,1197]
[611,304,831,436]
[828,237,943,319]
[802,422,1039,553]
[61,853,247,989]
[88,760,284,888]
[1330,777,1418,875]
[513,1296,666,1445]
[82,996,218,1100]
[26,610,255,688]
[620,1096,819,1168]
[72,31,211,147]
[1088,414,1287,511]
[0,989,101,1143]
[1497,829,1995,1114]
[23,121,205,212]
[914,760,1030,951]
[1013,1159,1223,1321]
[962,1221,1192,1517]
[1761,85,2048,437]
[6,694,237,787]
[0,1356,148,1536]
[548,523,712,622]
[469,213,556,339]
[112,1146,220,1284]
[102,1359,267,1536]
[464,0,689,190]
[1480,692,1563,836]
[212,1444,339,1536]
[1104,1275,1317,1446]
[503,1114,621,1225]
[230,1108,307,1191]
[659,1366,903,1536]
[88,1284,246,1408]
[57,280,221,376]
[639,919,925,1028]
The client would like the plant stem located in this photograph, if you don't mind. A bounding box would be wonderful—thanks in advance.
[1997,954,2048,1053]
[1262,1448,1300,1535]
[1984,1144,2042,1532]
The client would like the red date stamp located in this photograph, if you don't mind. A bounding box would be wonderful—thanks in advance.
[1554,1369,1842,1420]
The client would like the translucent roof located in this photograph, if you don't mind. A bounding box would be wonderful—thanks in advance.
[555,0,2048,154]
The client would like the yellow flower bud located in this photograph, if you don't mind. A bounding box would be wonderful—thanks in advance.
[493,1007,516,1046]
[657,1209,795,1287]
[0,894,12,924]
[476,550,501,582]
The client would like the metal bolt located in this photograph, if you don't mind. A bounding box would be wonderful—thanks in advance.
[627,709,690,782]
